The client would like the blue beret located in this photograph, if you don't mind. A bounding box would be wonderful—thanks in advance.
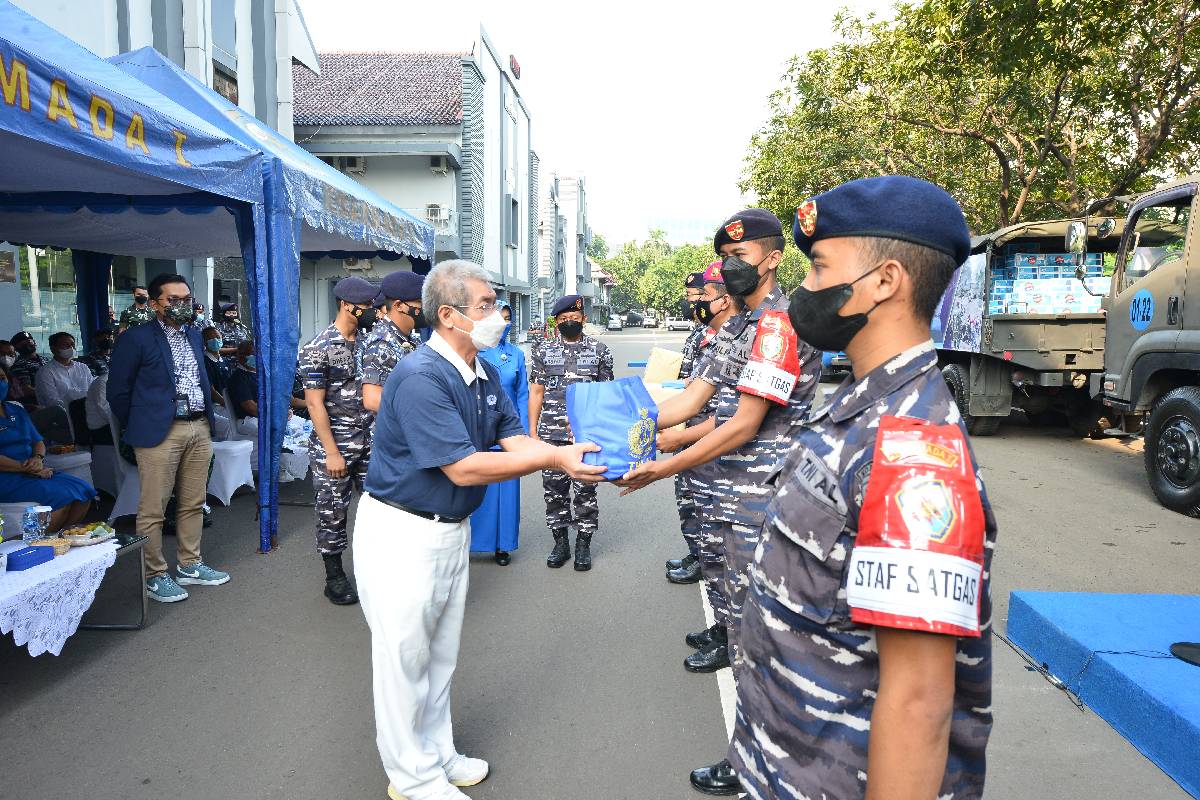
[713,208,784,254]
[684,272,705,289]
[552,295,585,317]
[380,270,425,301]
[333,276,379,304]
[792,176,971,267]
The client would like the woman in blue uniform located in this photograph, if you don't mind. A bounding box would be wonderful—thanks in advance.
[0,363,95,534]
[470,302,529,564]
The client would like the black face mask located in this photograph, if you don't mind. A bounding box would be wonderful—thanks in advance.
[134,295,148,305]
[15,342,36,356]
[402,304,428,330]
[557,320,583,340]
[352,306,378,331]
[721,253,772,297]
[680,299,697,320]
[695,296,726,326]
[787,265,883,352]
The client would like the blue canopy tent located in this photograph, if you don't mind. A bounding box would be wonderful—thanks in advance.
[0,0,270,535]
[109,47,436,552]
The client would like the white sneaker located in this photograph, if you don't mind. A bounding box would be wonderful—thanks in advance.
[444,754,490,787]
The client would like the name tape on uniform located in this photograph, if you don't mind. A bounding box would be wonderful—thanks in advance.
[846,545,982,634]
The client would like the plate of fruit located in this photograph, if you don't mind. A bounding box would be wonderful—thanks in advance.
[61,522,117,546]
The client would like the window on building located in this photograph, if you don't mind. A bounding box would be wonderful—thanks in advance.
[508,196,520,247]
[17,247,78,351]
[213,64,239,106]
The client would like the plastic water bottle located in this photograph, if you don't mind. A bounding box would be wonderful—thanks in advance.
[21,506,40,544]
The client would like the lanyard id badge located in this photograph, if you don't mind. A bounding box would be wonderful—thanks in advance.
[175,392,192,419]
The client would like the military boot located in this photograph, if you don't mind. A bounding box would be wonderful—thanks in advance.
[546,528,571,568]
[685,642,730,673]
[667,557,702,584]
[322,553,359,605]
[573,532,593,571]
[685,623,727,650]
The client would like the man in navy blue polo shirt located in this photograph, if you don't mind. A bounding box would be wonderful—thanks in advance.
[356,259,605,800]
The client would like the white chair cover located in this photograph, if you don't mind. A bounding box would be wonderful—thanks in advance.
[102,408,141,522]
[208,440,254,506]
[43,450,94,487]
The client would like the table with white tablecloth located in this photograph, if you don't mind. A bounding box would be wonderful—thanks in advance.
[0,540,118,656]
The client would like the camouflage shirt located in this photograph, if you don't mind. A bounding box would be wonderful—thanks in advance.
[217,319,253,349]
[360,318,418,387]
[678,324,705,379]
[119,303,155,329]
[9,353,47,390]
[530,334,614,441]
[692,287,821,524]
[730,340,996,800]
[298,323,373,430]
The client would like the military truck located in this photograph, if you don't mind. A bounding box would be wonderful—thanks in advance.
[934,174,1199,514]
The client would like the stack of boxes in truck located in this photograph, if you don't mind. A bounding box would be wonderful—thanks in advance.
[989,252,1107,315]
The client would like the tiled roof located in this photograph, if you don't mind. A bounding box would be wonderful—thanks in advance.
[293,52,463,127]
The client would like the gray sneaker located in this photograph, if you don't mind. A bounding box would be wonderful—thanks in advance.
[146,574,189,603]
[176,561,230,586]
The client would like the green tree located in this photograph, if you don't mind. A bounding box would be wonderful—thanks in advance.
[775,245,809,294]
[586,233,610,261]
[745,1,1200,233]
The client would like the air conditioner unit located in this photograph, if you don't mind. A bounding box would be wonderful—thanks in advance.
[425,204,450,223]
[342,156,366,175]
[430,155,449,175]
[343,257,372,271]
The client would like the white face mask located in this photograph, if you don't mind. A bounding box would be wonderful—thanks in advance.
[0,355,14,369]
[453,308,507,350]
[55,348,76,361]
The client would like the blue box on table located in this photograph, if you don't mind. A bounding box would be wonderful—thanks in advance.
[6,545,54,571]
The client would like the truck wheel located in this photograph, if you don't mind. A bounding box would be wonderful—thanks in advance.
[943,363,1001,436]
[1144,387,1200,516]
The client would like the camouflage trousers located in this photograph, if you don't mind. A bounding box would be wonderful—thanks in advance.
[709,515,762,664]
[673,473,701,557]
[692,492,730,630]
[310,425,371,555]
[542,463,598,536]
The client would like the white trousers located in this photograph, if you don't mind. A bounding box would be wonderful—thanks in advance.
[355,494,471,799]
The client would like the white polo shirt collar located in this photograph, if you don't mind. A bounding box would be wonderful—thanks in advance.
[427,330,488,385]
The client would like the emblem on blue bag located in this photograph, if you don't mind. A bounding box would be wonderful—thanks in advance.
[627,407,656,468]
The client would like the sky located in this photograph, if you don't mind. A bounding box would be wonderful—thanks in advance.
[299,0,896,248]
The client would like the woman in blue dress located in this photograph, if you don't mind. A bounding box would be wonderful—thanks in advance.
[470,302,529,565]
[0,363,95,534]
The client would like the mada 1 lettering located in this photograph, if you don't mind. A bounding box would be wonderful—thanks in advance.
[1,52,192,166]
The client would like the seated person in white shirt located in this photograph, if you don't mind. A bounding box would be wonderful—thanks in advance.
[35,332,93,409]
[85,371,113,445]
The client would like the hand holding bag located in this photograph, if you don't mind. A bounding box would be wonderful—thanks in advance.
[566,376,659,481]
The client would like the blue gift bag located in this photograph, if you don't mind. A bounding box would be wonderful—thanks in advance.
[566,376,659,480]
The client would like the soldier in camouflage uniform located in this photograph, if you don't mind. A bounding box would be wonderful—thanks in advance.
[730,177,996,799]
[216,303,253,357]
[529,294,615,571]
[118,286,155,332]
[617,210,821,796]
[360,270,425,415]
[663,271,709,584]
[298,277,379,606]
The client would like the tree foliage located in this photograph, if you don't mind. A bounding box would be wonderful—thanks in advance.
[744,0,1200,233]
[586,232,610,261]
[596,230,809,311]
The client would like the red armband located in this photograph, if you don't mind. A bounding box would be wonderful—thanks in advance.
[846,415,985,637]
[736,310,800,405]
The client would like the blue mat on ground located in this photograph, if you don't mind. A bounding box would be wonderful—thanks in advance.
[1008,592,1200,797]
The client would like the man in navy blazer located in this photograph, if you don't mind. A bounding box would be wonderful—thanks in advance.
[108,273,230,604]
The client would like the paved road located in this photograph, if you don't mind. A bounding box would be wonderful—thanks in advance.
[0,327,1191,799]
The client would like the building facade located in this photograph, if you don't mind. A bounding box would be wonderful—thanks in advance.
[291,27,539,337]
[1,0,318,349]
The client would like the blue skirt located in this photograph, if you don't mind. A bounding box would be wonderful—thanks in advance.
[469,478,520,553]
[0,471,96,509]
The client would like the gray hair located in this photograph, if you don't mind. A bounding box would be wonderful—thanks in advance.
[422,259,494,329]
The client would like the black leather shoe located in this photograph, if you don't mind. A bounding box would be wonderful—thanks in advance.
[573,534,592,571]
[546,529,571,568]
[1172,641,1200,667]
[685,643,730,673]
[667,558,702,584]
[494,550,511,566]
[685,623,727,650]
[665,552,698,571]
[689,759,742,795]
[322,553,359,605]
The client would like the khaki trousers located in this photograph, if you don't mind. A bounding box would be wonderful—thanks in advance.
[134,418,212,577]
